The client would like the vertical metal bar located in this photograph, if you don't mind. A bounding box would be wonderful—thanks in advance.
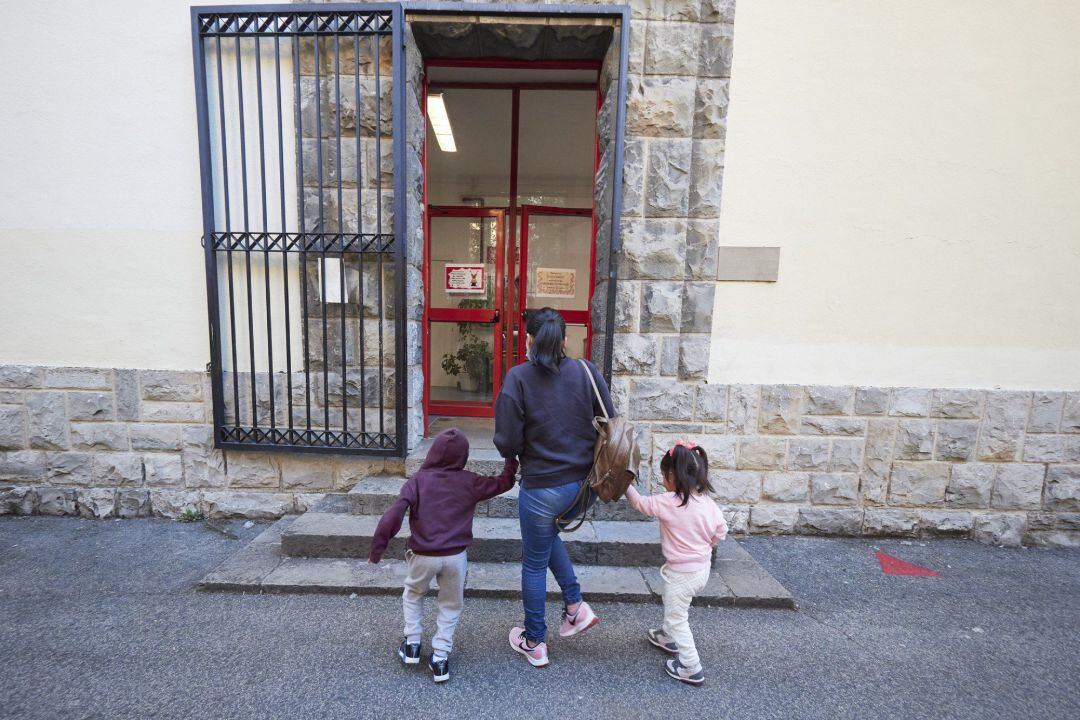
[294,33,312,437]
[391,6,408,454]
[355,31,367,441]
[192,12,227,447]
[215,34,241,428]
[275,35,293,437]
[236,35,258,429]
[335,34,348,439]
[602,11,631,384]
[587,85,602,362]
[509,89,521,361]
[315,36,330,437]
[374,27,385,441]
[256,36,276,430]
[420,66,429,440]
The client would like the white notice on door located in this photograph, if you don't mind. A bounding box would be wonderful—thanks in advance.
[319,257,344,303]
[445,263,486,294]
[534,267,576,299]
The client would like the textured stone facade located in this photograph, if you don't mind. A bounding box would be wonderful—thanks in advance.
[0,366,399,520]
[615,383,1080,547]
[4,364,1080,548]
[294,26,425,451]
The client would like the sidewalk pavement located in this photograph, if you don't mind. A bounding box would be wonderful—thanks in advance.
[1,516,1078,720]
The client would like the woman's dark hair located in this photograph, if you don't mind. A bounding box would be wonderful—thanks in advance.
[659,444,714,507]
[525,307,566,373]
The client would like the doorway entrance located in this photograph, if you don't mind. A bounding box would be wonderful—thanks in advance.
[422,61,600,422]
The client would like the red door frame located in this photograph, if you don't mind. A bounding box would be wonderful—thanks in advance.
[517,205,596,360]
[422,58,601,429]
[424,206,507,419]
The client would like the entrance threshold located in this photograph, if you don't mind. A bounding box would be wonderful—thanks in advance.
[409,416,502,475]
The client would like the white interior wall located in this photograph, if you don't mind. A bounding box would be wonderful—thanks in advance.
[711,0,1080,389]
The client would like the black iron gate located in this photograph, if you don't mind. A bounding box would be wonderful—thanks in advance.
[191,4,407,456]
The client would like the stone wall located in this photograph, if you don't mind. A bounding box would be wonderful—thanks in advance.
[294,27,425,452]
[0,365,398,520]
[3,364,1079,548]
[618,383,1080,547]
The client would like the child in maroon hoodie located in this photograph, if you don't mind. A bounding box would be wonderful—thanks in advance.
[368,428,517,683]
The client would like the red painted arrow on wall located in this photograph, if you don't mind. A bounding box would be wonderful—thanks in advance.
[875,551,940,577]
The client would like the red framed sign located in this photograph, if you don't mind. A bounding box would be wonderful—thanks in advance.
[444,264,486,294]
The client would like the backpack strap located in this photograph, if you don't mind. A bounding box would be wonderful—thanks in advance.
[555,482,594,533]
[578,358,609,420]
[554,360,607,533]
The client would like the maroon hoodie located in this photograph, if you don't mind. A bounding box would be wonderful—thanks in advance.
[368,428,518,563]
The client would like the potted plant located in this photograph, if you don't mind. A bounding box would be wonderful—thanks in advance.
[440,288,494,393]
[440,330,492,393]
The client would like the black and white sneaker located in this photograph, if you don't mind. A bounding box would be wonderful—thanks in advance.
[664,658,705,686]
[647,628,678,654]
[397,639,421,666]
[429,655,450,683]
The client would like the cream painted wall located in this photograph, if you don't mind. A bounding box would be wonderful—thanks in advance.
[711,0,1080,389]
[0,0,270,371]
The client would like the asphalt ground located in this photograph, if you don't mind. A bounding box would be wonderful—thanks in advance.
[1,516,1077,720]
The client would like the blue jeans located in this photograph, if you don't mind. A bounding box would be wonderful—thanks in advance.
[518,481,594,643]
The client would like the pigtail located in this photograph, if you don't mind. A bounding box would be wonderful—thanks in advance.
[691,445,714,496]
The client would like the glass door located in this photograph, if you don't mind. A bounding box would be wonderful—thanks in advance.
[426,207,505,417]
[517,205,595,361]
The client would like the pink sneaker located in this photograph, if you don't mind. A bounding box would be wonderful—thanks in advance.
[558,601,600,638]
[509,627,549,667]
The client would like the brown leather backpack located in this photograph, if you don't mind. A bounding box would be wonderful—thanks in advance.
[556,360,641,530]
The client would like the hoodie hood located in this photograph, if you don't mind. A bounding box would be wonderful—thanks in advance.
[420,428,469,471]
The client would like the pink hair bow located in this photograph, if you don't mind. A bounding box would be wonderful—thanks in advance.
[667,438,697,457]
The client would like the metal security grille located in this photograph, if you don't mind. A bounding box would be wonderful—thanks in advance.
[192,4,407,456]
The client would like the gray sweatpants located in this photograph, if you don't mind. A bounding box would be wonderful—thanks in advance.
[402,549,468,657]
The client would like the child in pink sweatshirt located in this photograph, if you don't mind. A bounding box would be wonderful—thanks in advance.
[625,439,728,686]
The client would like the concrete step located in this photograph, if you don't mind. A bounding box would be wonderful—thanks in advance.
[281,512,666,566]
[345,475,651,522]
[201,516,795,608]
[405,443,506,477]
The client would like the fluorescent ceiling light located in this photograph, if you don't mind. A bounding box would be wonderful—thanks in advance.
[427,93,457,152]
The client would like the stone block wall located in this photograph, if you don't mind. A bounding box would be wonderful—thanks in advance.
[293,26,425,451]
[4,364,1079,548]
[591,0,732,371]
[597,0,734,386]
[618,382,1080,547]
[0,365,399,520]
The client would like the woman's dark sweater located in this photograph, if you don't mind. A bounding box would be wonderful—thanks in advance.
[493,357,615,489]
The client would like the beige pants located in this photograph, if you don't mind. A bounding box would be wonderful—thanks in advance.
[402,549,468,658]
[661,564,712,673]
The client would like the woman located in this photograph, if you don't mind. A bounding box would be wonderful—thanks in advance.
[493,307,615,668]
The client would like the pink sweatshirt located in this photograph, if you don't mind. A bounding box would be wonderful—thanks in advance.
[625,486,728,572]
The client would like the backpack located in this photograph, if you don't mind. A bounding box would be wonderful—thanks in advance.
[556,359,641,531]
